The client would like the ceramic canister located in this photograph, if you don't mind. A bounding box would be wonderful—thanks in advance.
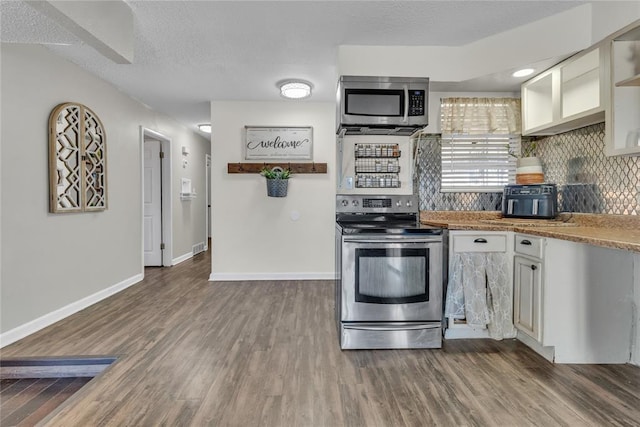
[516,157,544,184]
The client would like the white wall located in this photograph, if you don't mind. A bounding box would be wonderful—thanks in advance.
[0,44,209,342]
[210,101,335,280]
[590,2,640,44]
[338,5,592,82]
[171,133,210,261]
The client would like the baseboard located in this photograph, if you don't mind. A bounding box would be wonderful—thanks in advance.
[172,252,192,265]
[0,273,143,348]
[444,327,490,339]
[209,272,334,281]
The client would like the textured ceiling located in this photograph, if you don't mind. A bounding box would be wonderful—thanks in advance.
[1,0,589,134]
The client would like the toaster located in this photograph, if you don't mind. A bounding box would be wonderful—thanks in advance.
[502,184,558,219]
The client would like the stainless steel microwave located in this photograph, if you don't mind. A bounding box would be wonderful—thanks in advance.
[337,76,429,135]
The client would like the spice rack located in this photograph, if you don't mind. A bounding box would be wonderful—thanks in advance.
[354,143,401,188]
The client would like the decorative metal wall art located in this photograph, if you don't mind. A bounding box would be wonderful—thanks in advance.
[49,102,107,213]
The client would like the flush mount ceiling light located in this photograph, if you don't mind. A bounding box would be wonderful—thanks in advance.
[512,68,535,78]
[198,124,211,133]
[278,79,313,99]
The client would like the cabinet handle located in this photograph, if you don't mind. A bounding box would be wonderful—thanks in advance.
[531,265,537,270]
[473,238,488,243]
[520,240,532,246]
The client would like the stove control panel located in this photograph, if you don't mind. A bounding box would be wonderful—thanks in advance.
[363,198,391,208]
[336,194,419,214]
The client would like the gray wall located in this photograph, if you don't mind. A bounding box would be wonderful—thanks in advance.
[1,44,209,336]
[210,101,335,280]
[418,123,640,215]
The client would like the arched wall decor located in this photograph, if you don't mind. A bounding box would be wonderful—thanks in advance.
[48,102,107,213]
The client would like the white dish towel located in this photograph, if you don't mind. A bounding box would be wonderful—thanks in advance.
[445,252,517,340]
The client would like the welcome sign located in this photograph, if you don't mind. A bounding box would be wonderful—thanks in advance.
[244,126,313,160]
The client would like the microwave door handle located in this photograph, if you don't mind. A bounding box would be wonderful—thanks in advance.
[403,85,409,123]
[532,199,539,215]
[507,199,515,215]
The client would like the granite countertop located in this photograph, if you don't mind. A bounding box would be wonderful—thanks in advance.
[420,211,640,253]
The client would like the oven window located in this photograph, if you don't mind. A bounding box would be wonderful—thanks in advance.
[355,248,429,304]
[345,89,403,117]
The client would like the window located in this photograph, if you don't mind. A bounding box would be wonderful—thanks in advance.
[440,134,520,192]
[439,97,521,192]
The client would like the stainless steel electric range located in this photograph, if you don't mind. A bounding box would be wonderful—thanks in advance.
[335,194,446,349]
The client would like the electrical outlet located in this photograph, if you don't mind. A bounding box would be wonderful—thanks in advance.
[345,176,353,190]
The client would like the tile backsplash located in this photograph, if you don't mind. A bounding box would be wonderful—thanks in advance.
[417,123,640,215]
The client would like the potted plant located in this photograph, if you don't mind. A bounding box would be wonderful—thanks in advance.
[261,166,291,197]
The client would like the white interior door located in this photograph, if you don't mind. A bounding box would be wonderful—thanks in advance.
[144,139,163,266]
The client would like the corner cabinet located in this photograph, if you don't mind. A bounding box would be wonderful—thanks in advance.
[522,45,607,136]
[514,234,634,363]
[605,19,640,156]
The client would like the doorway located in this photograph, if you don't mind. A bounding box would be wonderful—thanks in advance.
[143,139,162,265]
[141,127,172,268]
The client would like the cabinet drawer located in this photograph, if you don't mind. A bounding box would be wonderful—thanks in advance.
[451,234,507,253]
[514,234,544,259]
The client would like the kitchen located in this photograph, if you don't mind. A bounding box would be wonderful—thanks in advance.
[2,1,640,425]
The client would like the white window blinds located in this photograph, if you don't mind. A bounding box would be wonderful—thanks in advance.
[440,135,520,192]
[440,97,521,192]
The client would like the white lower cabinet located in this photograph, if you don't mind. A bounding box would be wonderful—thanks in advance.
[445,230,635,363]
[513,256,542,342]
[514,234,635,363]
[445,231,513,339]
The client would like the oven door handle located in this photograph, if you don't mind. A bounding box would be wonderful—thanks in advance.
[343,237,441,244]
[344,323,441,332]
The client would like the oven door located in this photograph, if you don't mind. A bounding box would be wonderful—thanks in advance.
[341,235,442,322]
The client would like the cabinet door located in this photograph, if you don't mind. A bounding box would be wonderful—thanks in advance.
[513,256,542,342]
[606,22,640,156]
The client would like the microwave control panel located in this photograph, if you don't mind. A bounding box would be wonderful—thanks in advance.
[409,90,426,116]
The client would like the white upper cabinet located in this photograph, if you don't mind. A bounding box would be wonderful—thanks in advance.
[605,20,640,156]
[522,46,606,136]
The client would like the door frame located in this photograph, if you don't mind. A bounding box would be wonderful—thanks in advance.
[205,153,211,249]
[140,127,173,270]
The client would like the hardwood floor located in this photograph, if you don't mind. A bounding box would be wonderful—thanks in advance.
[2,250,639,426]
[1,377,91,426]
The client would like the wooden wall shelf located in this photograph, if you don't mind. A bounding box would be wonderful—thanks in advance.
[227,162,327,174]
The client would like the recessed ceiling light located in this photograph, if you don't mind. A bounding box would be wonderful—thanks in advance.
[512,68,535,78]
[278,80,313,99]
[198,124,211,133]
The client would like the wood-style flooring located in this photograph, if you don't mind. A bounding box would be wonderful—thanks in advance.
[2,249,639,426]
[1,377,91,426]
